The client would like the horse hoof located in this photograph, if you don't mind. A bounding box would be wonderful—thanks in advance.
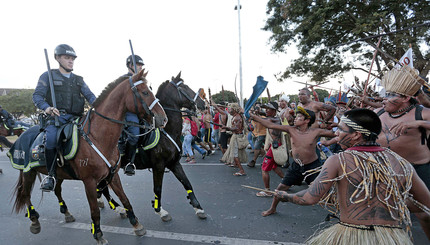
[120,213,127,219]
[161,214,172,222]
[96,237,108,245]
[97,198,105,209]
[133,223,146,236]
[196,212,207,219]
[65,214,75,223]
[30,223,41,234]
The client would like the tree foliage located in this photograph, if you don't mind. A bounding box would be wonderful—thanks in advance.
[264,0,430,82]
[0,89,37,118]
[211,90,238,104]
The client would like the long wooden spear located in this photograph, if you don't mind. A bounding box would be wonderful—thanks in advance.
[363,36,382,104]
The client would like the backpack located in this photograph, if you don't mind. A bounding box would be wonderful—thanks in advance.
[189,119,198,137]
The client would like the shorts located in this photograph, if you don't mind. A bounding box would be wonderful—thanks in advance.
[281,158,321,186]
[204,128,212,143]
[219,132,228,149]
[412,162,430,190]
[261,145,277,171]
[253,135,265,150]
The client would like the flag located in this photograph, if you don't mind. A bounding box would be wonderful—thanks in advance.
[395,48,413,68]
[244,76,268,119]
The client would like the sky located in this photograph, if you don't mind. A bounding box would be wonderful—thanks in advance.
[0,0,355,104]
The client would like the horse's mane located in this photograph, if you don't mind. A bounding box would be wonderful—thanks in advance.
[156,80,170,97]
[93,76,128,107]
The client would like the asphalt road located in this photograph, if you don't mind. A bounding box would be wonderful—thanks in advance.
[0,149,428,245]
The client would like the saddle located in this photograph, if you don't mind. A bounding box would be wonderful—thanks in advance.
[8,119,80,173]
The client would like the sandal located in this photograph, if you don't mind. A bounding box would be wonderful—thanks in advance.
[233,172,246,176]
[256,191,272,197]
[188,160,196,164]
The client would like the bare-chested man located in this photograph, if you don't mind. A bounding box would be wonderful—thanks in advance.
[222,103,247,176]
[298,88,336,128]
[250,106,335,216]
[376,91,430,239]
[255,102,284,197]
[275,108,430,244]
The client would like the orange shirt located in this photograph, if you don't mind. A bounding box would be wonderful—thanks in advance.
[252,117,267,137]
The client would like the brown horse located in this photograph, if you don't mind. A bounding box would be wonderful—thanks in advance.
[11,69,167,245]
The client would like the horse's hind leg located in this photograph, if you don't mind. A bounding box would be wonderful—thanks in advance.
[54,179,75,223]
[18,170,42,233]
[109,173,146,235]
[169,162,207,219]
[101,187,127,219]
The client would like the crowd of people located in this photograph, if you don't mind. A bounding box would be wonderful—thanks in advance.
[180,64,430,244]
[4,42,430,243]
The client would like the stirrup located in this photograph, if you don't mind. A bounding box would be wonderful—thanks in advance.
[124,162,136,176]
[40,175,56,192]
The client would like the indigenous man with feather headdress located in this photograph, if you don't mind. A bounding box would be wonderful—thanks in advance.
[375,65,430,240]
[275,108,430,244]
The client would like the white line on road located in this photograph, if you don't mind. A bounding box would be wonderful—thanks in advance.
[63,222,300,245]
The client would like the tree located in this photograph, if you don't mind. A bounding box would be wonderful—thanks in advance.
[264,0,430,82]
[211,90,238,104]
[0,89,37,118]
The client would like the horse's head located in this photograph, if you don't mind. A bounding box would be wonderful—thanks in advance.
[127,69,168,127]
[158,72,205,112]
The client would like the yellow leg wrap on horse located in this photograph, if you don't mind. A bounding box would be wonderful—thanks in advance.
[27,205,34,217]
[187,190,193,194]
[91,223,95,234]
[109,201,116,210]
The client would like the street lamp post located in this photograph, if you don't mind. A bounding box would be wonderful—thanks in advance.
[235,0,243,108]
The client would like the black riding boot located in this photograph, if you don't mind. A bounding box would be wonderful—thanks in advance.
[124,142,137,176]
[40,149,57,192]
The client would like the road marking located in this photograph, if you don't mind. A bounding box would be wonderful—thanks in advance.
[63,222,300,245]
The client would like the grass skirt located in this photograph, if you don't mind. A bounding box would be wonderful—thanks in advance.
[221,134,248,163]
[306,223,412,245]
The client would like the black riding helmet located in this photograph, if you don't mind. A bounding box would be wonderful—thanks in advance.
[54,44,77,58]
[126,55,144,67]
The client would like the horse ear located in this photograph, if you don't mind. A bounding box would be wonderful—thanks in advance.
[143,70,149,77]
[137,68,145,79]
[175,71,182,80]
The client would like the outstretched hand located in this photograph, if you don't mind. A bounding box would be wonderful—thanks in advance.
[45,107,60,116]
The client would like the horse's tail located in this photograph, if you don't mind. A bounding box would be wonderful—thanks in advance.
[0,135,12,148]
[12,170,35,213]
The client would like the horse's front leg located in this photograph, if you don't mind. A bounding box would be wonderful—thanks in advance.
[108,173,146,235]
[100,187,127,218]
[169,161,206,219]
[152,168,171,222]
[54,179,75,223]
[83,178,108,245]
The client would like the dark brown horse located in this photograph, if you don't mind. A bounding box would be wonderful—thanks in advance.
[100,72,207,221]
[11,69,167,245]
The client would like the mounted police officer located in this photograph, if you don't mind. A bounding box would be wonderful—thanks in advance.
[33,44,96,192]
[121,55,144,176]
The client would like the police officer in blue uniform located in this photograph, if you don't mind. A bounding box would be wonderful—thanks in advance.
[33,44,96,191]
[0,105,15,135]
[122,55,144,176]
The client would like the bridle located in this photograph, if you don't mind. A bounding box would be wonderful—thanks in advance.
[164,79,201,113]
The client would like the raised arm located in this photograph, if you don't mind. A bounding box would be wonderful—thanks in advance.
[250,113,290,133]
[275,156,339,205]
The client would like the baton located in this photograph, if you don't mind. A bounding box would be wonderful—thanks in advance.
[129,39,138,74]
[44,49,59,127]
